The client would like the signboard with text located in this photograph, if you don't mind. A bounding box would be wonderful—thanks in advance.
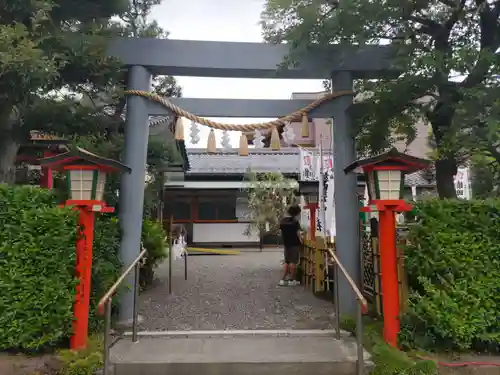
[299,148,333,181]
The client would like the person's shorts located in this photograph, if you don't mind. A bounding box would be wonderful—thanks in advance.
[284,246,300,264]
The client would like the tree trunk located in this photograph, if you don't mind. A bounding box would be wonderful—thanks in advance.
[0,136,20,185]
[434,158,457,199]
[0,107,21,184]
[429,99,459,199]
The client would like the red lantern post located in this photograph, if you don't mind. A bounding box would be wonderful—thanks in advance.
[297,181,320,240]
[39,147,130,350]
[345,148,431,347]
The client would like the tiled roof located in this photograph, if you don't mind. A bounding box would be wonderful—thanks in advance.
[405,171,434,186]
[29,130,66,141]
[187,148,300,174]
[186,148,435,186]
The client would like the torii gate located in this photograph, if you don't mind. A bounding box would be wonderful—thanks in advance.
[106,38,397,322]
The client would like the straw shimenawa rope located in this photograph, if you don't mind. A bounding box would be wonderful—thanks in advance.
[125,89,355,152]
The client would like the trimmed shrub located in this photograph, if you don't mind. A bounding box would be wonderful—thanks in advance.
[400,199,500,351]
[0,185,78,351]
[140,219,168,287]
[0,186,121,351]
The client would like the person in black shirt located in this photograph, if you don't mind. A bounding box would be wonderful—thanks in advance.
[279,205,302,286]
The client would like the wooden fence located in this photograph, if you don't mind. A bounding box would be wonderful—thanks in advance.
[299,235,334,294]
[299,228,409,316]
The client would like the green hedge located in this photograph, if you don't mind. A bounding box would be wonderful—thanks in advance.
[0,186,122,350]
[0,185,167,351]
[400,199,500,351]
[0,186,78,350]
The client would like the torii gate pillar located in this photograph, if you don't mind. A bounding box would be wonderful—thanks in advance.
[118,65,152,322]
[332,71,359,315]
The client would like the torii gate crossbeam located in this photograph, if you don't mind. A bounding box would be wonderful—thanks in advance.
[107,37,398,322]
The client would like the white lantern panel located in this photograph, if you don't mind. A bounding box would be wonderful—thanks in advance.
[377,170,402,200]
[69,170,94,200]
[367,171,377,201]
[95,171,106,201]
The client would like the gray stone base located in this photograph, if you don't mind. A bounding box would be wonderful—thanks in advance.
[111,331,371,375]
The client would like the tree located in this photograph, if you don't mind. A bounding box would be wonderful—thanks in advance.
[0,0,182,184]
[471,155,500,198]
[243,172,298,248]
[0,0,127,183]
[457,85,500,166]
[261,0,500,198]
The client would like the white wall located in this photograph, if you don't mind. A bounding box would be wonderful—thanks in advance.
[193,223,259,243]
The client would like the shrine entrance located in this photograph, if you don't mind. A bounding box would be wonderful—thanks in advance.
[99,37,398,375]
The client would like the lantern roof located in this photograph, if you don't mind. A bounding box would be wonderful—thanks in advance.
[39,147,131,173]
[344,148,431,174]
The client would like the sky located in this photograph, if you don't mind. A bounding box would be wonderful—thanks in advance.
[153,0,324,148]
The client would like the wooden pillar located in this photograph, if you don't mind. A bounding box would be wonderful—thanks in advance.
[315,236,326,292]
[306,203,319,240]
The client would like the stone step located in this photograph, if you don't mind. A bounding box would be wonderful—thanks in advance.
[110,329,372,375]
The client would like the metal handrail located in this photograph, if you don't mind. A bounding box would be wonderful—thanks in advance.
[97,242,367,375]
[97,247,148,375]
[327,247,367,375]
[327,248,368,309]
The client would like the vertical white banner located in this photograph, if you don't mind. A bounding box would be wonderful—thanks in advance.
[325,169,335,238]
[454,167,472,199]
[299,147,334,236]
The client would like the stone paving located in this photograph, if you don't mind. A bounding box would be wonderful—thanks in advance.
[138,249,336,331]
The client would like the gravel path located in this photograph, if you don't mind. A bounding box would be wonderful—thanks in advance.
[138,250,336,331]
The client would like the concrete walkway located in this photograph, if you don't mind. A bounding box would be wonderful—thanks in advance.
[138,249,336,331]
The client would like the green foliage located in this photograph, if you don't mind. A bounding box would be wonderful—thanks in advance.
[0,185,78,351]
[471,155,500,199]
[261,0,500,198]
[341,316,437,375]
[0,186,121,351]
[57,334,104,375]
[243,172,298,235]
[401,199,500,351]
[0,0,126,109]
[371,343,437,375]
[140,219,168,287]
[89,215,122,332]
[1,0,182,184]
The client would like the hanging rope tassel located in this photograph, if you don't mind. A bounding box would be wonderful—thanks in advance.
[270,125,281,150]
[239,133,249,156]
[175,117,184,140]
[301,114,309,138]
[123,89,356,155]
[207,129,217,153]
